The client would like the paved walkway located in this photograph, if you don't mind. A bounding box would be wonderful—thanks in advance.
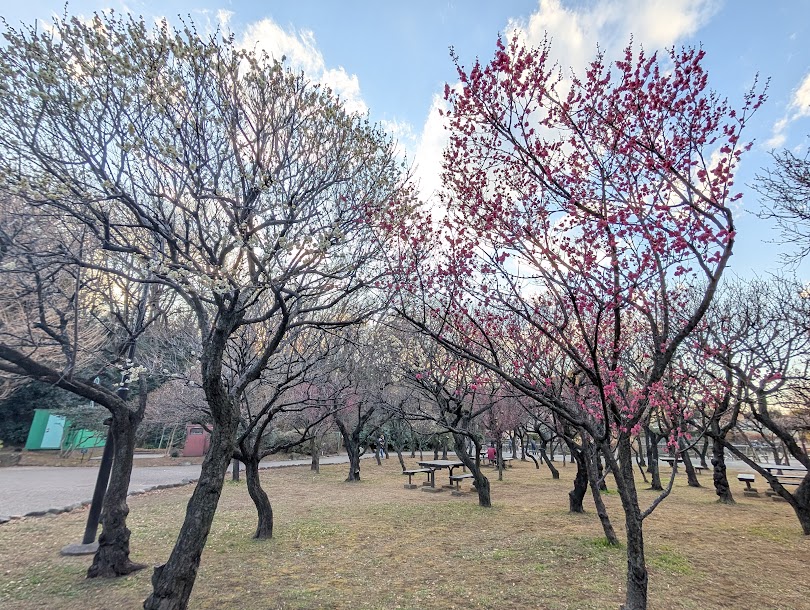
[0,454,358,520]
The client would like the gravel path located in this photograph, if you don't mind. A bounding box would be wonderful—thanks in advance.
[0,454,357,521]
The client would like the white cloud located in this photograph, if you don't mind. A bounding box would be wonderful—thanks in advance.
[239,19,367,116]
[217,10,234,31]
[321,67,367,115]
[768,71,810,149]
[380,119,418,160]
[789,72,810,117]
[412,94,450,205]
[509,0,720,74]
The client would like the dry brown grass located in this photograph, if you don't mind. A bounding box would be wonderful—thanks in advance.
[0,457,808,609]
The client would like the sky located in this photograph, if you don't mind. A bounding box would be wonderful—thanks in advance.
[3,0,810,277]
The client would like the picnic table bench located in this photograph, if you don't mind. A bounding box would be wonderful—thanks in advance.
[737,473,760,497]
[772,474,804,486]
[660,457,707,475]
[402,468,432,489]
[449,473,475,495]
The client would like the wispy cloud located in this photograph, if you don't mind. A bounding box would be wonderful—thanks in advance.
[767,71,810,148]
[509,0,720,73]
[239,18,368,116]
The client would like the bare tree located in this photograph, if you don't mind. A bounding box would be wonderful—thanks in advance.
[755,145,810,264]
[703,276,810,532]
[0,13,414,610]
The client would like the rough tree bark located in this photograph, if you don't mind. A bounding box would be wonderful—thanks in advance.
[583,435,619,545]
[244,458,273,539]
[334,419,362,482]
[143,410,238,610]
[87,400,147,577]
[452,433,490,507]
[679,437,701,488]
[644,427,663,491]
[711,434,735,504]
[564,438,588,513]
[609,436,649,610]
[539,439,560,479]
[310,437,320,473]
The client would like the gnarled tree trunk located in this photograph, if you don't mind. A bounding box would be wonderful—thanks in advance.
[143,409,238,610]
[644,427,663,491]
[452,433,490,507]
[711,435,734,504]
[565,440,588,513]
[310,437,320,473]
[88,405,146,577]
[679,438,701,488]
[245,458,273,539]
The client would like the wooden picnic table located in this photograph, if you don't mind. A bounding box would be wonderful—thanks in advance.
[761,464,808,476]
[660,456,707,474]
[417,459,465,488]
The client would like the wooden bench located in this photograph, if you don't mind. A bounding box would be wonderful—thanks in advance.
[737,473,756,490]
[737,473,759,497]
[485,457,514,468]
[661,459,706,475]
[402,468,432,489]
[449,473,474,495]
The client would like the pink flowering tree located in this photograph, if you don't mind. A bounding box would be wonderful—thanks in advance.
[396,35,764,609]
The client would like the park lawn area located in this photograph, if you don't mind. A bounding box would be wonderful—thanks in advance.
[0,458,808,610]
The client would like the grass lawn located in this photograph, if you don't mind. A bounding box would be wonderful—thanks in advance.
[0,457,808,609]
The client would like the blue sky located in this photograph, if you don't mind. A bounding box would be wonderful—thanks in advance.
[4,1,810,276]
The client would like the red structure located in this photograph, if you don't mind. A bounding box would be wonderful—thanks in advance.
[182,424,211,457]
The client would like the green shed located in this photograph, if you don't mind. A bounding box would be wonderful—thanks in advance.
[24,409,67,450]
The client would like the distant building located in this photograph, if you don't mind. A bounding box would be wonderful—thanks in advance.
[24,409,105,450]
[182,424,211,457]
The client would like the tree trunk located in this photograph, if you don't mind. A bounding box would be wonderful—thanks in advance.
[540,441,560,479]
[636,435,646,467]
[611,436,648,610]
[335,420,361,482]
[245,459,273,539]
[452,433,490,507]
[310,437,320,473]
[711,434,735,504]
[143,415,237,610]
[596,452,608,491]
[679,438,701,488]
[794,487,810,535]
[441,436,448,460]
[584,436,619,545]
[232,458,240,482]
[395,448,406,471]
[645,427,663,491]
[345,442,361,482]
[568,444,588,513]
[87,408,145,578]
[698,437,710,469]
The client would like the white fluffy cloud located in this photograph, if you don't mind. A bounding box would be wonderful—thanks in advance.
[767,71,810,148]
[510,0,720,73]
[413,95,450,205]
[239,18,367,116]
[789,72,810,117]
